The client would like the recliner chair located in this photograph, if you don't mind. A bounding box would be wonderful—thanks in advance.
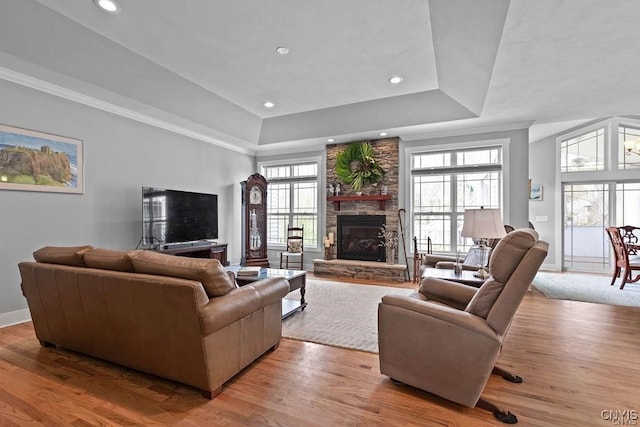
[378,228,548,423]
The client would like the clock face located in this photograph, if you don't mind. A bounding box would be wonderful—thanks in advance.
[249,186,262,205]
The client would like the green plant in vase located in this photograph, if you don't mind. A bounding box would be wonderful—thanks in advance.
[335,141,385,192]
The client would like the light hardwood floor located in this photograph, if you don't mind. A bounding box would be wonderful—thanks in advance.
[1,274,639,426]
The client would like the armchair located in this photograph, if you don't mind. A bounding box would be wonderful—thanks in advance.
[378,229,548,423]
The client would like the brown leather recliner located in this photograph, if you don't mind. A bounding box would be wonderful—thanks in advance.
[378,229,548,423]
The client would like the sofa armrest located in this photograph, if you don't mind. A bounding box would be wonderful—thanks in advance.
[199,277,290,335]
[418,276,477,309]
[380,294,499,341]
[421,253,457,268]
[434,261,480,271]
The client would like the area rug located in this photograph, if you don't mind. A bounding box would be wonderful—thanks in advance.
[532,271,640,307]
[282,279,414,353]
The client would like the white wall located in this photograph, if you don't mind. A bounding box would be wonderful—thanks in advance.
[528,136,559,269]
[0,79,254,324]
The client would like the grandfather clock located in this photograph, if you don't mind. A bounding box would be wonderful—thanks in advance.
[240,173,270,266]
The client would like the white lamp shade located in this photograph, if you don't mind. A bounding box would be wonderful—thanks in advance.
[624,139,638,152]
[461,208,507,239]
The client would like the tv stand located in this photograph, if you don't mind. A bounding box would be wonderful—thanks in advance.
[158,242,228,266]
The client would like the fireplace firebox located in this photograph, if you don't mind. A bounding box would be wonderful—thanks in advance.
[337,215,386,261]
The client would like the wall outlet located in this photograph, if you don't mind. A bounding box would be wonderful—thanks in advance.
[535,215,549,222]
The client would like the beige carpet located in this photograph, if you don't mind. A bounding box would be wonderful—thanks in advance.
[282,278,414,353]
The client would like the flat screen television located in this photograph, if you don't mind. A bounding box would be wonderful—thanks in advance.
[142,187,218,246]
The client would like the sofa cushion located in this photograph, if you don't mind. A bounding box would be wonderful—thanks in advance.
[83,248,134,272]
[33,245,94,267]
[128,250,235,297]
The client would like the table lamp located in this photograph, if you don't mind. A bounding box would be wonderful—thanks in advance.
[461,207,507,278]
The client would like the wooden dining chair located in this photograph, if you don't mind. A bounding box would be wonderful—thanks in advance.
[618,225,640,255]
[605,226,640,289]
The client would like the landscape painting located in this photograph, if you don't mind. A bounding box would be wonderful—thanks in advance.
[0,124,83,194]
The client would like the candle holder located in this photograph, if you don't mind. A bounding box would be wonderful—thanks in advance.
[324,232,335,260]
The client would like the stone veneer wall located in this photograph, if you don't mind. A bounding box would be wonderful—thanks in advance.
[325,137,400,261]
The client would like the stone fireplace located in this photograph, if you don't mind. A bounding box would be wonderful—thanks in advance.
[313,137,407,282]
[337,215,385,262]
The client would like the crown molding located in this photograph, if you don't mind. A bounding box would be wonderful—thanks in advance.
[400,120,533,142]
[0,66,254,155]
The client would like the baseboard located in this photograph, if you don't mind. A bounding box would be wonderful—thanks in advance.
[0,309,31,328]
[540,263,561,271]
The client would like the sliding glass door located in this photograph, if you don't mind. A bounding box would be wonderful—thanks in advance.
[563,183,610,272]
[563,181,640,272]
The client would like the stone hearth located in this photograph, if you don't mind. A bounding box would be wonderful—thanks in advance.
[313,259,408,283]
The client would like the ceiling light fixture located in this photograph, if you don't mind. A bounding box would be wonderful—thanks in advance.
[379,132,388,137]
[276,47,290,55]
[94,0,120,13]
[624,139,640,156]
[263,101,275,108]
[328,138,335,143]
[389,76,404,84]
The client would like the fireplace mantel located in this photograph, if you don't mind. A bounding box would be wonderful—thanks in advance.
[327,194,391,211]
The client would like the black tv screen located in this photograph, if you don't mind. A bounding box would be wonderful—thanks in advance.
[142,187,218,245]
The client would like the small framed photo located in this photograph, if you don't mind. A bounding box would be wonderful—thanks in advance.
[0,124,83,194]
[530,183,543,201]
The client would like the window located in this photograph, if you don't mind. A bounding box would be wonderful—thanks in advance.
[412,147,502,254]
[262,162,318,248]
[618,126,640,169]
[560,128,605,172]
[557,119,640,272]
[616,182,640,225]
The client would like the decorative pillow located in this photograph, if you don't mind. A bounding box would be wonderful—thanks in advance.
[83,248,134,272]
[128,250,235,297]
[288,240,303,253]
[33,245,94,267]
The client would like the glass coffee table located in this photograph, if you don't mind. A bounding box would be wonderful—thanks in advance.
[228,266,307,319]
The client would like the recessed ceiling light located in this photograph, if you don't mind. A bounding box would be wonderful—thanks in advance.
[389,76,404,84]
[328,138,335,143]
[379,132,388,137]
[276,47,290,55]
[94,0,120,13]
[263,101,275,108]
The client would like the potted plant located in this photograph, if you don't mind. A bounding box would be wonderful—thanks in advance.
[378,224,398,264]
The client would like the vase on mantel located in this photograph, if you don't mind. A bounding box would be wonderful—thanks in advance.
[386,247,396,264]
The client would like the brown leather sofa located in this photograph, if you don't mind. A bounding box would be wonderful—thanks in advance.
[379,229,548,422]
[19,246,290,399]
